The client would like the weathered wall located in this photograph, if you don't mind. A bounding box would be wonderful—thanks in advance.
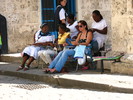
[110,0,133,75]
[1,0,131,55]
[76,0,112,47]
[0,0,41,53]
[0,0,111,53]
[111,0,133,53]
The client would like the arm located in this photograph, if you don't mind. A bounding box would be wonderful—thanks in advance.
[33,33,36,43]
[61,19,66,24]
[79,31,93,46]
[32,42,54,47]
[92,27,107,35]
[59,8,66,24]
[75,25,80,31]
[71,33,81,46]
[53,38,58,47]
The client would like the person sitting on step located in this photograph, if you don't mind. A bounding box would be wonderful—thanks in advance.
[16,23,54,71]
[38,23,70,65]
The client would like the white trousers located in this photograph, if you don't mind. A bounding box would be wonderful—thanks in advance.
[38,49,57,64]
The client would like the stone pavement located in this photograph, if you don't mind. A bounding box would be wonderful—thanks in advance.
[1,75,133,100]
[0,61,133,94]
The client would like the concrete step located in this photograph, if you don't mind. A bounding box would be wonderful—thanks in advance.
[0,53,22,63]
[0,62,133,93]
[0,53,111,71]
[111,62,133,75]
[0,53,42,67]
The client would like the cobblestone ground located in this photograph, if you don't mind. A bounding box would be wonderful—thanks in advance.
[0,75,133,100]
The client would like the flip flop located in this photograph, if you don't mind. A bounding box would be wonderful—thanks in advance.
[16,66,24,71]
[81,66,89,70]
[23,65,30,71]
[43,69,50,74]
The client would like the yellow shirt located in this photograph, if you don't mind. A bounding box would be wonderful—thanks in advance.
[58,32,70,44]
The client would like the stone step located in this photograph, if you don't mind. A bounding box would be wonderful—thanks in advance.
[0,53,112,70]
[0,53,42,67]
[0,53,21,63]
[111,62,133,75]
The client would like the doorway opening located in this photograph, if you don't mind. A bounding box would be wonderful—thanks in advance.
[0,14,8,54]
[41,0,76,38]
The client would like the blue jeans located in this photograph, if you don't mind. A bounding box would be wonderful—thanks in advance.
[91,40,99,53]
[48,49,75,72]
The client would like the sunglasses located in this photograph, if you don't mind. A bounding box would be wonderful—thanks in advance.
[78,25,83,28]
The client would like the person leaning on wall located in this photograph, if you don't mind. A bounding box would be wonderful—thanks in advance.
[54,0,67,31]
[91,10,108,55]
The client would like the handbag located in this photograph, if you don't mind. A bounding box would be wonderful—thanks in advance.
[74,45,86,65]
[77,54,86,65]
[74,45,86,58]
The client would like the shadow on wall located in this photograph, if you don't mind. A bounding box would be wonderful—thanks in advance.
[0,14,8,54]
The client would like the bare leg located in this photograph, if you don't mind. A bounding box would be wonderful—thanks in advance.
[26,57,35,67]
[16,55,29,71]
[20,56,29,67]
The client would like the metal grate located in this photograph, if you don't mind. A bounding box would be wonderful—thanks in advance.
[15,84,48,90]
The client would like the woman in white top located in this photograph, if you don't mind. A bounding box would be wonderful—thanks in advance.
[66,14,79,39]
[16,23,53,71]
[91,10,108,53]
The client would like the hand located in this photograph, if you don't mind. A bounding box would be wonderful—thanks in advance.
[91,28,97,32]
[63,43,68,47]
[48,43,54,47]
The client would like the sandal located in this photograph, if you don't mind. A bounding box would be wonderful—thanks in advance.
[16,66,24,71]
[81,66,89,70]
[23,65,30,71]
[43,68,50,74]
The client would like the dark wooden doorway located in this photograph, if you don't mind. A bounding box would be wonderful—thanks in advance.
[0,14,8,54]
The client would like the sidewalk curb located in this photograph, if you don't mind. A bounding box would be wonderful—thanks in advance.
[0,69,133,93]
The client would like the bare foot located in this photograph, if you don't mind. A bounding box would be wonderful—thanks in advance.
[16,66,24,71]
[49,68,56,73]
[43,68,51,73]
